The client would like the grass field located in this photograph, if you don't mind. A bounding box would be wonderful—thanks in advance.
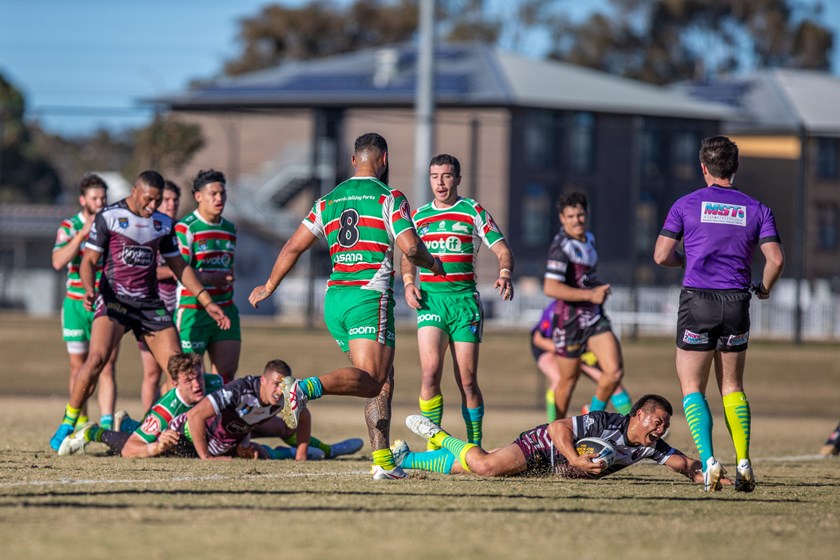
[0,312,838,559]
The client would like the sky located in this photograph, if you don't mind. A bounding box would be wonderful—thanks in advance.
[1,0,838,136]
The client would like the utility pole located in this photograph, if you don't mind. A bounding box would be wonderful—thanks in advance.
[413,0,435,206]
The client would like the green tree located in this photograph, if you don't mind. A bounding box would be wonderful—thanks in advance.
[0,73,61,203]
[132,115,204,175]
[550,0,834,84]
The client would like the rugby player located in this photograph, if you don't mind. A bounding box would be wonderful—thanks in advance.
[543,192,624,419]
[531,300,632,421]
[820,421,840,457]
[654,135,784,492]
[249,132,444,479]
[180,360,363,460]
[175,170,240,383]
[401,154,514,449]
[49,170,230,451]
[61,356,362,460]
[137,179,182,408]
[395,394,726,485]
[52,173,118,430]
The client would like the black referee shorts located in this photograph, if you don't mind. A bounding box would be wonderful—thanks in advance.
[676,288,751,352]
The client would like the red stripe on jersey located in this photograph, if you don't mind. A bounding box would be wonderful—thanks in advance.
[324,216,386,236]
[415,213,473,228]
[439,255,473,263]
[66,292,84,300]
[333,262,382,272]
[178,300,233,309]
[180,248,191,256]
[306,211,317,223]
[175,223,189,235]
[327,279,371,287]
[421,272,474,282]
[151,404,173,424]
[60,220,74,229]
[379,195,386,204]
[193,231,235,242]
[319,200,326,212]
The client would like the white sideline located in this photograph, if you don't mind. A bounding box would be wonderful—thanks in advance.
[0,469,371,489]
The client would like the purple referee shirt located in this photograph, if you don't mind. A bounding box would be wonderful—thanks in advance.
[660,185,781,290]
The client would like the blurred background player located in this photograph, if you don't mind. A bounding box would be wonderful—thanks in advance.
[49,170,230,451]
[401,153,514,449]
[542,191,624,419]
[395,395,723,487]
[531,300,632,421]
[654,135,784,492]
[175,169,240,382]
[137,179,182,409]
[820,421,840,457]
[51,173,118,430]
[248,132,444,479]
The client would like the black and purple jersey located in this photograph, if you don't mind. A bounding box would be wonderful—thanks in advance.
[660,185,781,290]
[544,230,605,327]
[86,199,179,305]
[513,411,674,478]
[204,376,282,456]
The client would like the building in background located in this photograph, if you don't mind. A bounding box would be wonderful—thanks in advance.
[149,42,734,293]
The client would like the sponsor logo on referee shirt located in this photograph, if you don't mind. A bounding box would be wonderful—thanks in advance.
[682,330,709,344]
[701,202,747,226]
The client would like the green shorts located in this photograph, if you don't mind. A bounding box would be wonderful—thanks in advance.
[416,289,483,343]
[324,287,396,354]
[61,296,94,346]
[176,303,241,354]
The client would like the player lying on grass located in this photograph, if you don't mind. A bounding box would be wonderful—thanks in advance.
[61,355,362,460]
[394,394,731,485]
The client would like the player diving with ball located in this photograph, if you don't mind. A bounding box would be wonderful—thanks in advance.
[395,394,731,486]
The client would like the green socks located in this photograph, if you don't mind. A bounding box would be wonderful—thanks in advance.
[610,389,633,415]
[461,405,484,447]
[402,448,456,474]
[723,391,751,462]
[683,392,714,467]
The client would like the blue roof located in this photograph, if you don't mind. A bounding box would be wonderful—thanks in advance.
[149,42,733,120]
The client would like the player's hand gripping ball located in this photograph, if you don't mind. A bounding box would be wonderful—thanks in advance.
[575,437,616,468]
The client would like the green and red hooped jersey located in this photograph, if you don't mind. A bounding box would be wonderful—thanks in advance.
[133,373,224,444]
[53,212,102,300]
[175,211,237,308]
[303,177,416,294]
[412,197,505,293]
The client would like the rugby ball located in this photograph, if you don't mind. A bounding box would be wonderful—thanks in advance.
[575,437,616,468]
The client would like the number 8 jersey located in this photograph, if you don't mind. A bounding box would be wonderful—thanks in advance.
[303,176,416,293]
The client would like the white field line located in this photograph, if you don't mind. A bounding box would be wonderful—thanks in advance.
[752,453,828,462]
[0,469,371,489]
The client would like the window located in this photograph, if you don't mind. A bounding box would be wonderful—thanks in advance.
[816,204,839,251]
[672,131,699,180]
[524,110,558,170]
[816,137,839,180]
[568,112,595,174]
[522,184,551,248]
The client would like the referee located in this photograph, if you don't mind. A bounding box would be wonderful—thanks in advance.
[654,136,784,493]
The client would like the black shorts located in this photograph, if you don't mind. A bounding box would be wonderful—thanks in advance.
[553,315,612,359]
[94,294,174,341]
[676,288,751,352]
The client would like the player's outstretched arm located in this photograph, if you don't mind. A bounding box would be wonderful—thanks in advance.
[121,429,179,458]
[165,255,230,330]
[79,247,102,311]
[663,450,732,485]
[490,241,515,301]
[400,254,423,310]
[548,419,606,476]
[186,398,227,460]
[544,277,610,305]
[396,229,444,276]
[249,224,319,309]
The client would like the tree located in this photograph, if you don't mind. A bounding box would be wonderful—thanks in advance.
[0,73,62,203]
[223,0,421,75]
[132,115,204,175]
[549,0,834,84]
